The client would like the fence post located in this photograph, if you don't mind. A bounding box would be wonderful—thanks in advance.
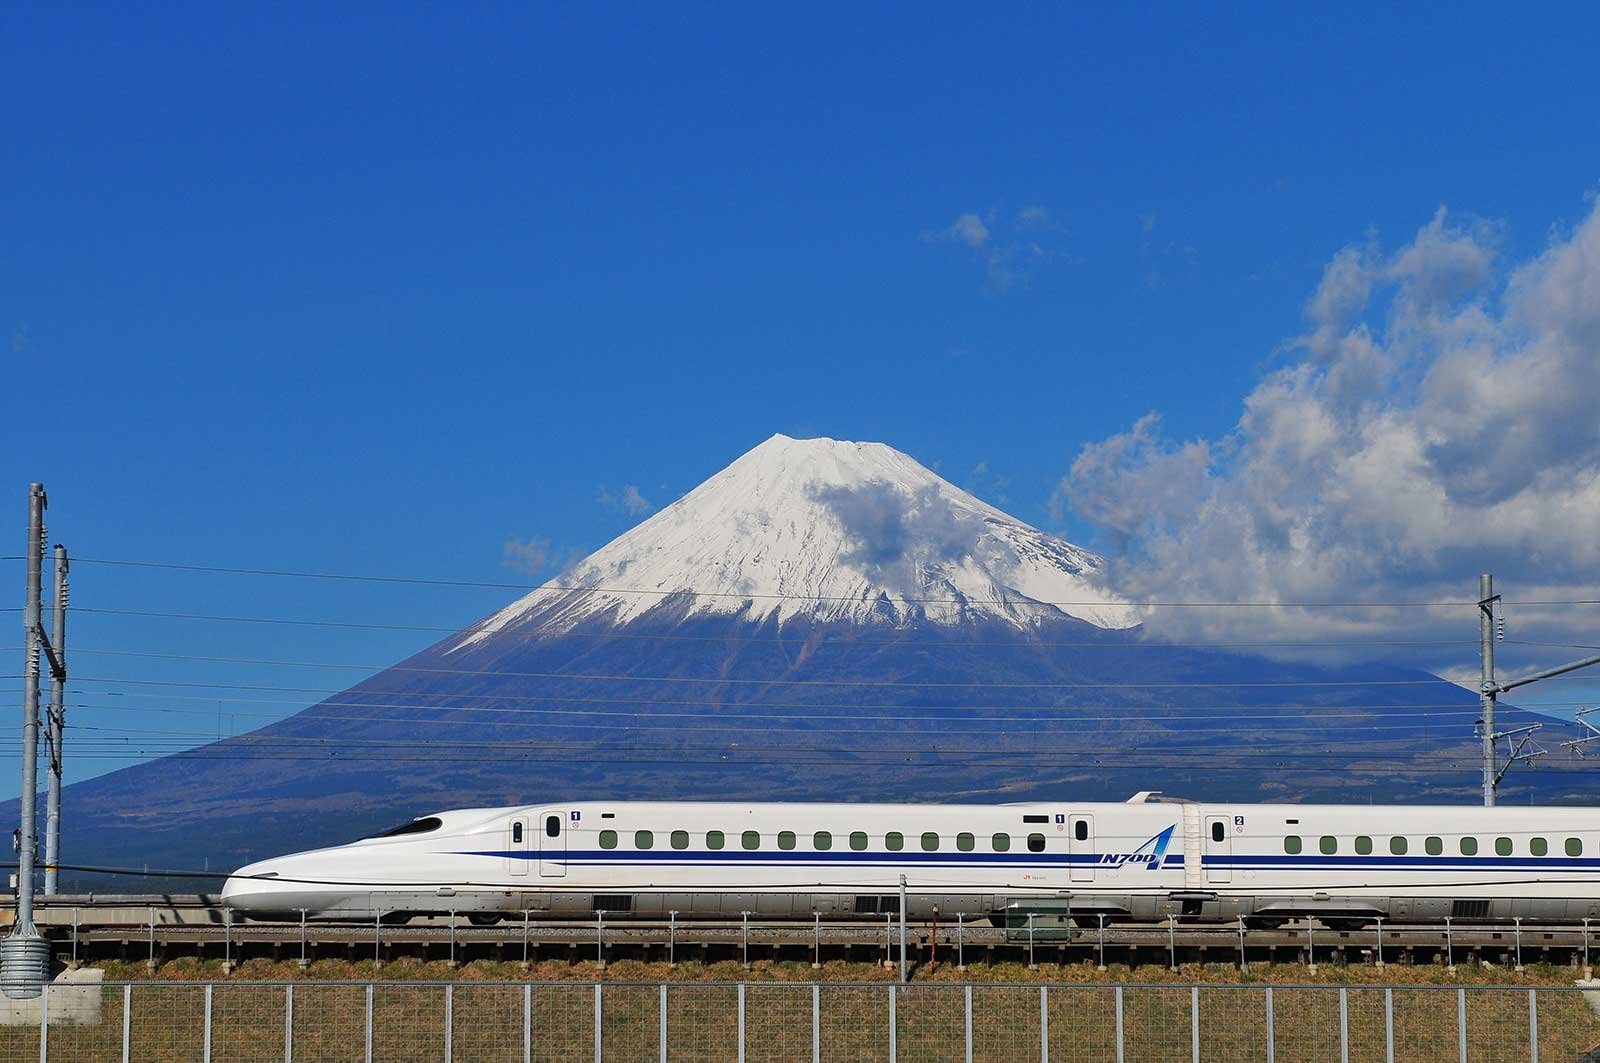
[1113,986,1125,1063]
[956,913,966,971]
[737,983,746,1063]
[444,984,453,1063]
[223,910,231,972]
[1308,918,1318,974]
[1529,988,1539,1063]
[887,984,897,1063]
[1168,915,1177,971]
[202,984,211,1063]
[1238,914,1247,972]
[1339,987,1348,1063]
[1515,917,1525,973]
[670,911,679,968]
[1374,916,1384,970]
[374,913,382,968]
[1191,986,1200,1063]
[1040,986,1049,1063]
[521,909,530,970]
[1097,914,1107,972]
[743,912,752,972]
[1384,987,1393,1063]
[364,984,373,1063]
[964,985,973,1063]
[448,911,457,969]
[147,906,156,972]
[1586,918,1593,980]
[812,984,820,1063]
[71,907,78,968]
[284,984,294,1063]
[596,912,605,970]
[593,984,602,1063]
[1027,913,1037,971]
[659,983,667,1063]
[122,984,131,1063]
[1264,987,1274,1063]
[1445,916,1455,974]
[812,911,820,971]
[1456,987,1466,1063]
[39,984,48,1063]
[523,984,532,1063]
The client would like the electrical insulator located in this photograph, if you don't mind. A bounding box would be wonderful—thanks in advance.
[1496,615,1505,642]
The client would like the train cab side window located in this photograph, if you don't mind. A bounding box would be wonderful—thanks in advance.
[957,833,975,852]
[1027,833,1046,853]
[546,816,561,838]
[706,831,725,851]
[1495,837,1513,856]
[742,831,761,851]
[1319,836,1337,855]
[512,822,523,844]
[1390,837,1408,855]
[1531,837,1548,857]
[635,830,654,850]
[886,832,904,852]
[1284,836,1302,855]
[778,831,797,851]
[1460,837,1478,856]
[992,833,1011,852]
[921,832,940,852]
[1212,822,1225,842]
[1355,836,1372,855]
[1425,837,1443,856]
[1074,821,1089,842]
[1568,838,1584,857]
[849,831,869,851]
[814,831,833,851]
[599,830,618,850]
[671,830,689,850]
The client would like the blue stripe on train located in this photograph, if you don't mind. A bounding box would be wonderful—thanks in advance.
[460,849,1179,866]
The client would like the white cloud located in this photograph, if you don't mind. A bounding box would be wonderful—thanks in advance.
[501,536,550,576]
[1057,200,1600,672]
[925,206,1066,292]
[598,484,652,517]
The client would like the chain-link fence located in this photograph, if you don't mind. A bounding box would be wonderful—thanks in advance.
[2,981,1598,1062]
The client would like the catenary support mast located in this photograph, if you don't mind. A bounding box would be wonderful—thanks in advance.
[43,544,68,894]
[1480,574,1498,807]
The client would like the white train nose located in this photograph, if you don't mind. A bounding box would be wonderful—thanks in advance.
[221,859,291,914]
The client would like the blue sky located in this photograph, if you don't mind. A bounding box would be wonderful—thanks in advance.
[3,4,1600,792]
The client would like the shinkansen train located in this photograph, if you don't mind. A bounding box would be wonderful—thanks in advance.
[219,794,1600,927]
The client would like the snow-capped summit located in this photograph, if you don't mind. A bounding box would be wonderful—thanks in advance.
[452,434,1133,649]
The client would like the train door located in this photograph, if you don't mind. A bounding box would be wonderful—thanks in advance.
[1069,813,1095,883]
[1204,815,1232,884]
[538,810,567,878]
[508,816,530,877]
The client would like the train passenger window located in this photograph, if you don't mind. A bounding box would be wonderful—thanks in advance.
[1568,838,1584,857]
[671,830,689,850]
[706,831,725,851]
[921,832,940,852]
[1531,837,1548,857]
[599,830,618,850]
[1460,837,1478,856]
[1319,836,1337,855]
[1027,833,1046,853]
[1495,837,1513,856]
[778,831,797,851]
[957,833,975,852]
[1390,837,1408,855]
[512,822,523,844]
[849,831,869,851]
[1074,820,1089,842]
[814,831,833,851]
[886,832,904,852]
[546,816,560,838]
[1355,836,1372,855]
[1425,837,1442,856]
[635,830,654,850]
[742,831,761,850]
[1212,822,1225,842]
[1284,836,1302,854]
[992,833,1011,852]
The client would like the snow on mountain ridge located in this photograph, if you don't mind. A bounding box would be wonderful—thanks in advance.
[451,434,1134,650]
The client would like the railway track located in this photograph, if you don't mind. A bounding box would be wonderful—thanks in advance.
[6,896,1599,971]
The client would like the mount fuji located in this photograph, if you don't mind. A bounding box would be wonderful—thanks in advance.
[38,435,1583,882]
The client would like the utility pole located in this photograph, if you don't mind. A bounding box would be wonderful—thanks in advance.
[43,545,68,895]
[2,484,53,996]
[1479,574,1498,807]
[1475,573,1600,805]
